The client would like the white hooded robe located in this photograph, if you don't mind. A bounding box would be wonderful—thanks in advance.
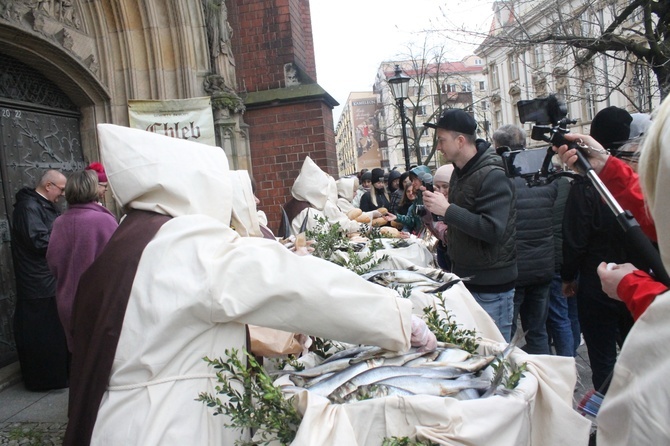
[89,124,412,445]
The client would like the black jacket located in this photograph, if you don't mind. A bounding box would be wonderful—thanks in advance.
[11,187,60,299]
[513,178,557,287]
[561,177,637,282]
[360,187,391,212]
[445,141,517,288]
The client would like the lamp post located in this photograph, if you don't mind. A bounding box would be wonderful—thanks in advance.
[388,64,411,171]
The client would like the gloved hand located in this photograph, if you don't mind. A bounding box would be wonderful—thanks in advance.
[410,315,437,351]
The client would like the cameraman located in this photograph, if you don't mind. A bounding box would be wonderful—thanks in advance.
[422,109,517,341]
[493,125,558,354]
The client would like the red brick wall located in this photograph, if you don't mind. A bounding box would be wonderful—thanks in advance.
[246,100,337,233]
[230,0,338,232]
[230,0,316,91]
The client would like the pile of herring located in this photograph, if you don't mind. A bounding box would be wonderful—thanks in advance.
[276,337,519,404]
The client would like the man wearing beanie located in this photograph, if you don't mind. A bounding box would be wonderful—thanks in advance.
[422,109,517,341]
[86,162,109,203]
[360,167,391,213]
[561,106,638,392]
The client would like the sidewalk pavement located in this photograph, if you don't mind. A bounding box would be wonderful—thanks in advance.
[0,363,68,445]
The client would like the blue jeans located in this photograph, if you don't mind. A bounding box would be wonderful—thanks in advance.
[512,283,551,354]
[471,289,514,342]
[546,274,577,357]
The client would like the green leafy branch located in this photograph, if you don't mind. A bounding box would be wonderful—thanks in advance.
[305,216,349,260]
[306,216,387,275]
[197,349,301,446]
[491,358,528,390]
[423,293,479,354]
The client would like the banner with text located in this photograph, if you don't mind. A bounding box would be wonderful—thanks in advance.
[128,97,215,146]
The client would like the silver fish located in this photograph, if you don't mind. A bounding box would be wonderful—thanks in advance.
[290,371,335,388]
[320,345,376,365]
[328,366,474,403]
[435,348,472,363]
[342,384,415,403]
[361,270,442,286]
[374,376,490,397]
[382,350,438,367]
[418,354,496,372]
[271,357,352,378]
[306,358,385,397]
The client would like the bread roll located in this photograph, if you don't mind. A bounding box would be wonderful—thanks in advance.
[371,217,387,227]
[390,221,404,231]
[380,226,400,238]
[356,214,372,224]
[377,207,388,216]
[347,208,363,220]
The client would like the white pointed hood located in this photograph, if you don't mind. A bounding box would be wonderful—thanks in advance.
[336,176,356,202]
[97,124,232,224]
[229,170,262,237]
[290,156,330,210]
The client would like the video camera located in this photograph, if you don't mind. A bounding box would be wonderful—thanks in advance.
[501,94,577,186]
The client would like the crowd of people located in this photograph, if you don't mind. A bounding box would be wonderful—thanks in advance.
[7,91,670,444]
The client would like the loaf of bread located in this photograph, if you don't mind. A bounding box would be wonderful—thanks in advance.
[380,226,400,238]
[371,217,387,227]
[347,208,363,220]
[356,213,372,224]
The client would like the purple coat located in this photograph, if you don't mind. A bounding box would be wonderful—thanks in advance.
[46,203,118,351]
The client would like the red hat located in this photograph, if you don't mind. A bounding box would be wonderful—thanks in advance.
[86,162,108,183]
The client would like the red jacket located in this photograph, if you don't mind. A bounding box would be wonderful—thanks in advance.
[599,156,657,242]
[617,270,668,320]
[600,156,666,319]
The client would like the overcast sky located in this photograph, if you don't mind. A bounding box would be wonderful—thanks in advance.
[309,0,495,123]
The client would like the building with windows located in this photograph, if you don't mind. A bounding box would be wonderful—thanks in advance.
[335,56,486,174]
[0,0,338,374]
[476,0,659,146]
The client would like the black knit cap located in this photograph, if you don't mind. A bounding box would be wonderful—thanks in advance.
[590,106,632,149]
[424,108,477,136]
[371,168,385,184]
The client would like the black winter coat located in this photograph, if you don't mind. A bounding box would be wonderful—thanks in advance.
[513,178,557,287]
[11,187,60,299]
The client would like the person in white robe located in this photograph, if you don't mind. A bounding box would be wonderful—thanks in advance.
[594,95,670,445]
[85,124,435,445]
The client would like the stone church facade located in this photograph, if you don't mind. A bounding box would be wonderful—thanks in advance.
[0,0,337,368]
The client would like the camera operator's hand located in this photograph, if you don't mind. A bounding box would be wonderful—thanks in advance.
[597,262,638,301]
[553,133,609,175]
[422,188,449,218]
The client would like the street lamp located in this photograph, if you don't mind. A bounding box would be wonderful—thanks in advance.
[388,64,411,171]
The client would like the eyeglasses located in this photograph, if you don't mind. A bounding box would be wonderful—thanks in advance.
[50,182,66,193]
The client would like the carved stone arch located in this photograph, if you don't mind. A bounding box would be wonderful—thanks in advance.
[0,23,111,159]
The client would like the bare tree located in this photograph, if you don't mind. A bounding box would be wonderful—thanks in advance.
[375,41,486,168]
[434,0,668,104]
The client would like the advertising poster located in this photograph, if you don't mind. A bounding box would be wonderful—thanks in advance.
[351,98,382,170]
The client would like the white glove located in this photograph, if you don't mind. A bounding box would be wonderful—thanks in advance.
[410,315,437,351]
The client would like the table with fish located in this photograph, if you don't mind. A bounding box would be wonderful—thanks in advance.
[272,265,591,446]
